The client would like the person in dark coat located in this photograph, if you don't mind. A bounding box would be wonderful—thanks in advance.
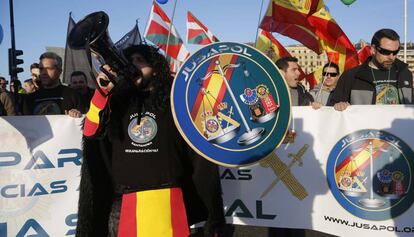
[331,28,413,111]
[76,44,226,237]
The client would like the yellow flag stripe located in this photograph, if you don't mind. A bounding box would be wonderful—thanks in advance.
[85,102,101,124]
[137,189,173,237]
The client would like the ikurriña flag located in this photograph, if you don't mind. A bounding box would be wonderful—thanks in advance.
[144,2,189,73]
[186,11,219,45]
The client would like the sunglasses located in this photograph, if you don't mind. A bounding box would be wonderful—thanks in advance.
[323,72,338,77]
[376,46,400,56]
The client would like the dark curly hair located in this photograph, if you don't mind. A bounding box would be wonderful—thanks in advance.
[123,44,172,110]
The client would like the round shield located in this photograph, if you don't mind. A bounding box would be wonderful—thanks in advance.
[171,42,291,167]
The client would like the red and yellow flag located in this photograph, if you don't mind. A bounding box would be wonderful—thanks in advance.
[259,0,324,54]
[256,29,291,61]
[308,4,359,73]
[260,0,359,74]
[305,65,324,86]
[118,187,189,237]
[358,45,372,64]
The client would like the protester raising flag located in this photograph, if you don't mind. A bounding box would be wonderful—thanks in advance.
[186,11,219,45]
[115,22,142,52]
[256,29,316,88]
[144,2,189,73]
[259,0,324,54]
[63,13,95,87]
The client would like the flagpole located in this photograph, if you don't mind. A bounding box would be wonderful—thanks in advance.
[254,0,266,45]
[404,0,407,63]
[165,0,178,56]
[62,12,72,84]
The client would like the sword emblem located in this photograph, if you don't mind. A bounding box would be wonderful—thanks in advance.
[260,144,309,200]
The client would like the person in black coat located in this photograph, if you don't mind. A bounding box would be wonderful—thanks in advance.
[76,44,227,237]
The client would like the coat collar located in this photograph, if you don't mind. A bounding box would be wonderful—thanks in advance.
[355,57,408,83]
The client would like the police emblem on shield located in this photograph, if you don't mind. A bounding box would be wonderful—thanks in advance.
[327,129,414,220]
[171,42,291,167]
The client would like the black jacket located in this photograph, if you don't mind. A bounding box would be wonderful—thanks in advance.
[330,57,413,105]
[295,84,314,106]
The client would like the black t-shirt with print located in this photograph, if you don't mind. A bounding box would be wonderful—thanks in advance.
[23,84,81,115]
[371,67,399,104]
[109,89,190,191]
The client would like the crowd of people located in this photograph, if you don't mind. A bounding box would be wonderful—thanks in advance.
[0,28,413,237]
[1,29,411,119]
[275,28,413,112]
[0,52,92,117]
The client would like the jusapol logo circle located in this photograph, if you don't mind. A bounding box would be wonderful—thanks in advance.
[327,130,414,221]
[171,42,291,167]
[127,116,158,144]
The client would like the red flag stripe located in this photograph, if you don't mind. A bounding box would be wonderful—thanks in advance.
[170,188,189,237]
[118,193,137,237]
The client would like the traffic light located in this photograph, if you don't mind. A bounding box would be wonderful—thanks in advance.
[8,48,24,79]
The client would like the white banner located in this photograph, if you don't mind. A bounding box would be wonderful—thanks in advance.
[222,105,414,237]
[0,115,82,237]
[1,106,414,236]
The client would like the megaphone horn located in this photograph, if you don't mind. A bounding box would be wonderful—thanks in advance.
[68,11,140,85]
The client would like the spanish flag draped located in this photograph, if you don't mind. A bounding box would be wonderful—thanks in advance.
[259,0,324,54]
[118,188,189,237]
[260,0,359,73]
[308,5,359,73]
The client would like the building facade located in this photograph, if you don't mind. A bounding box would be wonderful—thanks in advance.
[285,45,326,74]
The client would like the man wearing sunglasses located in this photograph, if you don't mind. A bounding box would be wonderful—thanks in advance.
[310,62,340,108]
[331,28,413,111]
